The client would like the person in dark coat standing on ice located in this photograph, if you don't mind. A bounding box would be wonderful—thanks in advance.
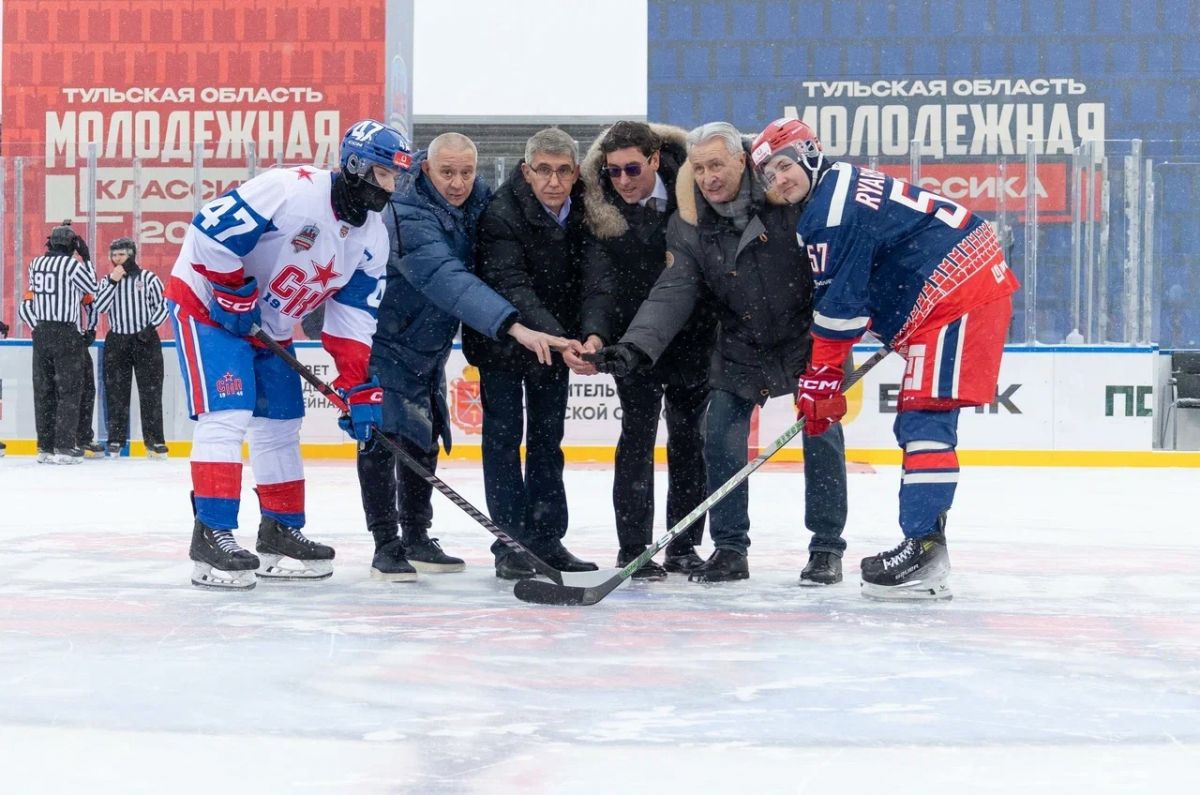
[361,132,570,583]
[464,128,599,580]
[576,121,717,578]
[586,122,850,587]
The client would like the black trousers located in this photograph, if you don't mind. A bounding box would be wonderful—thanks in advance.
[613,370,709,551]
[79,342,96,445]
[357,432,441,539]
[479,366,571,558]
[31,322,85,452]
[103,330,165,446]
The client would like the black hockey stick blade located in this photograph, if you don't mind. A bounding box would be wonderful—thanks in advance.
[513,574,622,606]
[512,347,890,607]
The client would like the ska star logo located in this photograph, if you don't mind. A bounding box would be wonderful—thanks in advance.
[294,167,315,182]
[306,256,339,289]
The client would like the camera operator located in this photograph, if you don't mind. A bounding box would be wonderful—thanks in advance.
[18,221,97,464]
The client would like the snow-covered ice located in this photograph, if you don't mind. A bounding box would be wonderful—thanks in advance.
[1,457,1197,793]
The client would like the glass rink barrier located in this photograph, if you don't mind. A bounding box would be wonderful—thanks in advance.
[2,135,1198,348]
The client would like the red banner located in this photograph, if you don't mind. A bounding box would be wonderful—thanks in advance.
[875,162,1072,222]
[2,0,387,329]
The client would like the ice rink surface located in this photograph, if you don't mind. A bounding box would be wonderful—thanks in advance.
[1,456,1197,793]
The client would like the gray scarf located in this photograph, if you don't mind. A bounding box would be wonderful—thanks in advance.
[709,169,753,231]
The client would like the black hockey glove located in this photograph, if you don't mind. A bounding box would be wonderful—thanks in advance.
[582,343,649,378]
[82,329,97,346]
[75,237,91,263]
[137,326,159,344]
[0,319,9,338]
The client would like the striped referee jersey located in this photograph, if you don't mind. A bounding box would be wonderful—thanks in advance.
[19,254,96,328]
[94,268,168,334]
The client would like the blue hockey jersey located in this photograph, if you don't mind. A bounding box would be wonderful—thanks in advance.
[796,162,1019,362]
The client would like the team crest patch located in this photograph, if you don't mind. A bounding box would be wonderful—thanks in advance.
[292,224,319,253]
[216,371,245,398]
[665,251,675,268]
[339,226,349,238]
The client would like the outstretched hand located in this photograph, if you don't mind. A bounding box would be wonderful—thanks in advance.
[508,322,572,365]
[562,335,603,375]
[581,343,648,378]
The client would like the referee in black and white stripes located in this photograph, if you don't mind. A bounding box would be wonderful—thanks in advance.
[94,237,169,458]
[19,221,96,463]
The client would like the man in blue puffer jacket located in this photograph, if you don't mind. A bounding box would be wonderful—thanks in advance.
[360,132,570,582]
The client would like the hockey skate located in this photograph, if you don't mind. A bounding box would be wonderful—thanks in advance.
[860,520,951,601]
[50,447,84,465]
[81,441,106,458]
[255,517,335,580]
[190,520,259,590]
[146,443,169,460]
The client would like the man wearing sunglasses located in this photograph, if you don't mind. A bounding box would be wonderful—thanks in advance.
[464,128,597,579]
[585,122,850,587]
[576,121,716,577]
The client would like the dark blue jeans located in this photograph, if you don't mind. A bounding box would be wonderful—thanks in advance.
[703,389,848,556]
[480,366,570,559]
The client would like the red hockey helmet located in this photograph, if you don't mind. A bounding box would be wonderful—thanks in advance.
[750,118,824,193]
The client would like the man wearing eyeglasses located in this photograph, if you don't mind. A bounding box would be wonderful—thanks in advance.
[585,122,850,587]
[576,121,717,578]
[362,132,571,583]
[463,128,597,579]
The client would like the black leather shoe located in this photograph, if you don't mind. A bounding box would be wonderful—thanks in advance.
[538,539,598,572]
[495,553,537,580]
[688,548,749,583]
[617,545,668,580]
[663,546,706,573]
[798,550,843,585]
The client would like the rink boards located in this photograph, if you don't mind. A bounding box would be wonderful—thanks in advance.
[0,341,1194,466]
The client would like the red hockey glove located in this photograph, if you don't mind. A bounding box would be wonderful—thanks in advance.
[796,364,846,436]
[337,377,383,443]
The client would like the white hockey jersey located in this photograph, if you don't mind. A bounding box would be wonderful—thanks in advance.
[167,166,388,388]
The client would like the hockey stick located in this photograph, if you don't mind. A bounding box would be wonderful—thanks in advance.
[251,326,602,586]
[513,347,891,606]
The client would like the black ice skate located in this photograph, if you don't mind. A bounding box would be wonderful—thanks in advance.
[799,550,843,586]
[190,520,260,590]
[51,447,84,465]
[371,538,418,582]
[255,517,335,581]
[81,441,106,458]
[401,528,465,573]
[146,443,169,460]
[860,520,951,601]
